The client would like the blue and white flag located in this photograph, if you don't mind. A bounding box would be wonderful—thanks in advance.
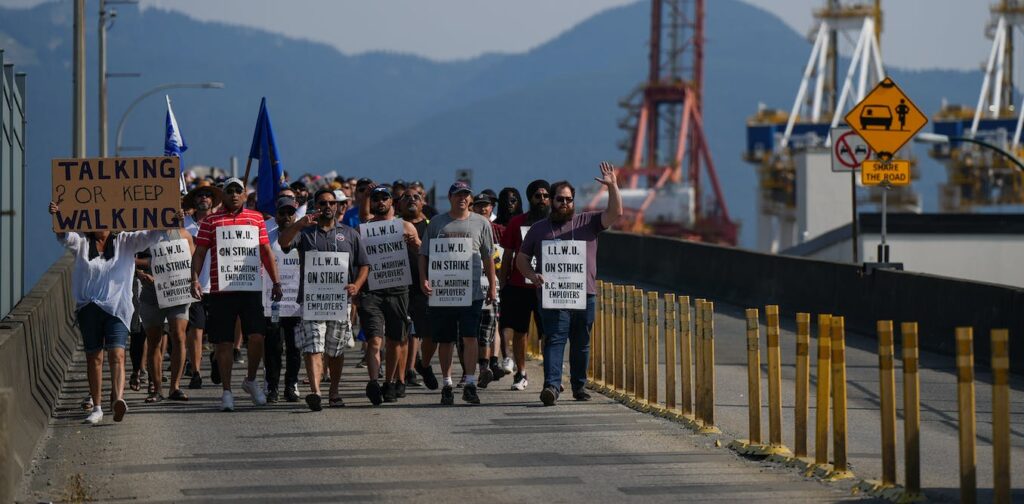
[165,95,188,194]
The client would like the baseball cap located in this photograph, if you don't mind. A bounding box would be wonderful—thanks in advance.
[223,177,245,191]
[392,179,407,188]
[333,190,349,202]
[448,181,472,196]
[276,196,298,210]
[356,177,374,188]
[472,192,494,205]
[371,186,392,198]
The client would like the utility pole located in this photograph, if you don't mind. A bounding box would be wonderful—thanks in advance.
[73,0,86,157]
[98,0,108,156]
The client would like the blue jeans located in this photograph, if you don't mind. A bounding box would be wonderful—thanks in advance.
[76,302,129,354]
[539,295,596,392]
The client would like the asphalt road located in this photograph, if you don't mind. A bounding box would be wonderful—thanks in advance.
[20,345,869,503]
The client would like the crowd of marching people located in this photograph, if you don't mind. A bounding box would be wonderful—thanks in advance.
[51,163,622,424]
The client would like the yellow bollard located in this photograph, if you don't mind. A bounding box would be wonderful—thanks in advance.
[693,299,705,423]
[679,296,693,417]
[701,301,716,429]
[745,308,762,445]
[634,289,646,401]
[647,291,660,405]
[876,321,897,487]
[603,283,614,388]
[831,316,851,478]
[795,313,810,459]
[900,322,921,496]
[815,314,832,467]
[765,305,784,449]
[624,286,635,396]
[991,329,1010,504]
[614,285,625,392]
[665,294,678,411]
[956,327,976,504]
[592,281,602,382]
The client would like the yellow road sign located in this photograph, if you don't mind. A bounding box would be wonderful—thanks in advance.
[844,77,927,159]
[861,160,911,186]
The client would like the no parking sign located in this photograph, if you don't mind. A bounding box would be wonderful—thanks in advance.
[831,127,872,172]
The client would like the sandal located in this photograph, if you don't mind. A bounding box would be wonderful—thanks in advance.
[329,396,344,408]
[129,372,141,392]
[167,389,189,402]
[145,393,164,403]
[147,380,156,395]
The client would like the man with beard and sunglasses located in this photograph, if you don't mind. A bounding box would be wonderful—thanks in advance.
[517,162,622,406]
[359,186,421,404]
[497,179,550,391]
[279,189,368,410]
[182,183,221,390]
[398,187,435,389]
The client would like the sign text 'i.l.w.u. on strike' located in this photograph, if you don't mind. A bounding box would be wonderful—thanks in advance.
[302,251,349,321]
[541,240,587,310]
[360,218,412,291]
[428,237,473,306]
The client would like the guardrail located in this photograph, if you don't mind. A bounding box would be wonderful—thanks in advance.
[577,280,1014,503]
[0,255,78,502]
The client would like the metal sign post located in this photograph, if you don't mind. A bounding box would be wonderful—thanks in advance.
[878,179,890,264]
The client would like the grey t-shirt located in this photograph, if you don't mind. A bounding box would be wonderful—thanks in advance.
[420,212,494,301]
[282,223,368,304]
[520,210,606,295]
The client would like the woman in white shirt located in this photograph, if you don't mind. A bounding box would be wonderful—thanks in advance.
[50,202,164,425]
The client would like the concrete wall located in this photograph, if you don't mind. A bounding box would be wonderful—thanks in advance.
[0,255,78,502]
[597,231,1024,374]
[796,149,852,244]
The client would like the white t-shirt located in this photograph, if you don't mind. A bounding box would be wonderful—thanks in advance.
[184,215,211,293]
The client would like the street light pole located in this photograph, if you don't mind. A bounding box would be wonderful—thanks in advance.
[98,0,108,156]
[114,82,224,157]
[914,132,1024,173]
[72,0,86,157]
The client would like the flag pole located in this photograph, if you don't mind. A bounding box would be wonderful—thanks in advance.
[242,157,253,188]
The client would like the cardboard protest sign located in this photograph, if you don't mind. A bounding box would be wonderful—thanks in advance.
[150,238,193,308]
[521,225,538,284]
[263,249,301,317]
[216,225,262,291]
[51,156,182,232]
[302,251,349,321]
[541,240,587,310]
[360,218,411,290]
[428,237,473,307]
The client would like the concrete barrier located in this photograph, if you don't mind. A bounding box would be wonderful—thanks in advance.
[598,231,1024,374]
[0,255,78,502]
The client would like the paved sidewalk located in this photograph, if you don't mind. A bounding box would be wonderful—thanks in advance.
[19,346,869,503]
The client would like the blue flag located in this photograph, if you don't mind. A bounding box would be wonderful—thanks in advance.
[248,97,285,215]
[165,95,188,194]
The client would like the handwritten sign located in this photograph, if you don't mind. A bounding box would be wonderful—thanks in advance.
[150,238,193,309]
[51,156,182,232]
[303,251,349,321]
[216,225,262,291]
[428,237,473,307]
[541,240,586,310]
[360,218,411,290]
[263,249,301,317]
[521,225,538,284]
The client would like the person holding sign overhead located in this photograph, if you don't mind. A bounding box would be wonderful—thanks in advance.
[279,189,369,410]
[359,186,420,404]
[191,178,283,412]
[48,201,165,425]
[418,181,497,406]
[518,162,622,406]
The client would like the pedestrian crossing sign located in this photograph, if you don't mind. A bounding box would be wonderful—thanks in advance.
[844,77,927,159]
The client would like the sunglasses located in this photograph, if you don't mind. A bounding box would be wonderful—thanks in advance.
[554,196,574,204]
[401,194,422,201]
[317,200,338,206]
[277,208,296,216]
[533,193,551,200]
[195,193,214,199]
[224,187,244,195]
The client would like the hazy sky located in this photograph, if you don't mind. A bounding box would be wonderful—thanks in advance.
[0,0,995,70]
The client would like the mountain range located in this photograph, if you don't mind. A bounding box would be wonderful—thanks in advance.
[0,0,984,288]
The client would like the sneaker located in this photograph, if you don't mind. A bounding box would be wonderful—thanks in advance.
[242,378,267,405]
[382,382,397,403]
[305,393,322,412]
[233,348,244,364]
[405,370,422,387]
[356,356,368,368]
[440,385,455,406]
[573,389,592,401]
[462,383,481,404]
[112,398,128,422]
[490,361,506,382]
[415,361,438,390]
[208,352,221,385]
[188,373,203,390]
[284,385,300,403]
[540,385,559,406]
[266,389,279,403]
[456,376,466,389]
[511,373,528,391]
[80,396,94,411]
[502,357,515,374]
[221,390,235,411]
[366,380,383,406]
[395,382,407,398]
[83,406,103,424]
[478,367,494,389]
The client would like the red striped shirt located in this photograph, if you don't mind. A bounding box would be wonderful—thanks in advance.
[195,208,270,293]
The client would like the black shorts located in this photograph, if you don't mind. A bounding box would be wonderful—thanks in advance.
[206,291,266,344]
[408,291,429,339]
[430,300,483,344]
[357,290,409,343]
[499,285,541,334]
[188,294,209,330]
